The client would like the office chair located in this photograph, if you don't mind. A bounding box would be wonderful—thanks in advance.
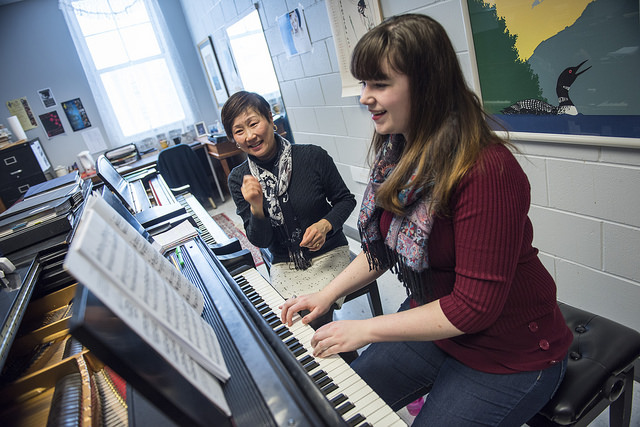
[157,144,217,209]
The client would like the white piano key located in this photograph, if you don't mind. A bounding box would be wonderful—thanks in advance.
[233,269,406,426]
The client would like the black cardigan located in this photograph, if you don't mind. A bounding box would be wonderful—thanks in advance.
[228,143,356,264]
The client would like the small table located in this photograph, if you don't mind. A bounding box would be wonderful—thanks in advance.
[201,136,245,202]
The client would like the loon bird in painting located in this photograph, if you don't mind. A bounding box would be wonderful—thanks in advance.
[501,60,591,115]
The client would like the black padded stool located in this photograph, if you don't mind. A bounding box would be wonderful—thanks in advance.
[527,302,640,426]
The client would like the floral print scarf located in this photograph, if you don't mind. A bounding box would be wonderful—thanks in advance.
[357,135,434,303]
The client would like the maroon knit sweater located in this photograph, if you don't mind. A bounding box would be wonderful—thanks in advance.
[386,143,572,374]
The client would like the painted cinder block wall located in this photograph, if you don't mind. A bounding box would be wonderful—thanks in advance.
[180,0,640,332]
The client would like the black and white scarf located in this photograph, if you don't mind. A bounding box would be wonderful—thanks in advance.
[248,134,311,269]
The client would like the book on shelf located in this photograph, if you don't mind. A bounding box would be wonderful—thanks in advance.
[63,193,231,415]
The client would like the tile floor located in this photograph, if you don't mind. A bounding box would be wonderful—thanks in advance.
[210,196,639,426]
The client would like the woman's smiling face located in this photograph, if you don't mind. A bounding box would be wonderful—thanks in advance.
[231,108,277,160]
[359,62,411,138]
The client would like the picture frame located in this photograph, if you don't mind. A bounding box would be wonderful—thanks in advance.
[463,0,640,149]
[194,121,208,138]
[197,36,229,107]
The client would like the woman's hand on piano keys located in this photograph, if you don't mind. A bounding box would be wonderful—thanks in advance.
[311,320,368,358]
[280,292,333,327]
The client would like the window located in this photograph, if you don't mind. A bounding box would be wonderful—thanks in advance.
[226,10,280,100]
[60,0,197,145]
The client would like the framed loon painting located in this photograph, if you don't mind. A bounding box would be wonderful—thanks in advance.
[465,0,639,147]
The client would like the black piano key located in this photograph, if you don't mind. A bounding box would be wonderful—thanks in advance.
[256,303,271,315]
[274,326,292,339]
[316,376,332,388]
[284,337,298,347]
[288,342,303,352]
[330,394,348,407]
[303,360,319,372]
[346,414,367,427]
[310,370,326,382]
[292,346,307,357]
[268,318,282,328]
[249,295,263,304]
[264,312,278,322]
[299,355,313,365]
[336,402,356,416]
[321,383,338,395]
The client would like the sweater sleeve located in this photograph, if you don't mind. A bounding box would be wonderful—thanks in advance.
[438,145,531,333]
[227,163,275,248]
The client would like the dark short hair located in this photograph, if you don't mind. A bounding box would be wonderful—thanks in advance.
[221,91,271,139]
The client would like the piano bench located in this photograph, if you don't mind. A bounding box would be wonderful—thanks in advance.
[526,302,640,427]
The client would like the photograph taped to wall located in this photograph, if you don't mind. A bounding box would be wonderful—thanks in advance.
[278,7,312,58]
[325,0,382,97]
[6,97,38,131]
[62,97,92,131]
[38,88,56,108]
[39,111,65,138]
[465,0,640,147]
[198,36,229,107]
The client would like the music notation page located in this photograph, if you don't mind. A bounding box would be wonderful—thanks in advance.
[84,194,204,312]
[64,199,231,415]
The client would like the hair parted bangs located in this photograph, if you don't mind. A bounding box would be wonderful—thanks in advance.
[349,14,507,216]
[221,91,271,139]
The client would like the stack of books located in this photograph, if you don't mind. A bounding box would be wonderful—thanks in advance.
[0,172,91,255]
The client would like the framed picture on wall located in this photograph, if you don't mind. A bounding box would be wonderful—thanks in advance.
[464,0,640,148]
[198,36,229,107]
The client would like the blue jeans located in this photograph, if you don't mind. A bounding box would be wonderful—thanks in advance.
[351,300,567,426]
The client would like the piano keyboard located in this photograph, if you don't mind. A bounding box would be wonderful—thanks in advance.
[233,268,406,427]
[177,194,230,246]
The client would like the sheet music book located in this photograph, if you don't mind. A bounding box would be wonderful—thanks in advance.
[63,194,231,415]
[151,219,199,253]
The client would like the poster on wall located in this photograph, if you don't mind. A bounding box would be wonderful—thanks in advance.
[6,97,38,131]
[62,97,92,131]
[38,88,57,108]
[466,0,640,143]
[39,111,65,138]
[277,7,312,58]
[325,0,382,97]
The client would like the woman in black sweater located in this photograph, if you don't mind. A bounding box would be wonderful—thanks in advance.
[223,91,356,327]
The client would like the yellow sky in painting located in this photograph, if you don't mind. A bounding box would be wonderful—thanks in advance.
[488,0,594,60]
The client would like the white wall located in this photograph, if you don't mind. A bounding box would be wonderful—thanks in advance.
[179,0,640,332]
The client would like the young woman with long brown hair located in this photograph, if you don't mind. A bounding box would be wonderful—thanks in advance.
[280,14,572,425]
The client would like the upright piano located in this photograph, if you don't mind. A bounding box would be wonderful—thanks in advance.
[0,187,404,426]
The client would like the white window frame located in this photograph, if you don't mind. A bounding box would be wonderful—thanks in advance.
[60,0,198,148]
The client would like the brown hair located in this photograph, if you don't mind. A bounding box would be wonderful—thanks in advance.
[220,91,272,141]
[351,14,505,215]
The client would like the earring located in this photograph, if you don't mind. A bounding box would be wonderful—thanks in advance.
[273,124,277,132]
[235,142,241,148]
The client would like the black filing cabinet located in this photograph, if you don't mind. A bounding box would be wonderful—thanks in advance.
[0,138,53,208]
